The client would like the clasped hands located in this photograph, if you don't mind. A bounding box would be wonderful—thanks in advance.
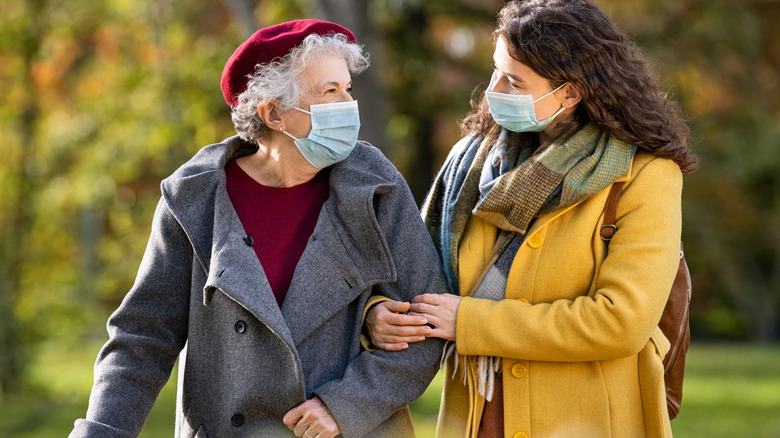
[281,293,461,436]
[366,293,463,351]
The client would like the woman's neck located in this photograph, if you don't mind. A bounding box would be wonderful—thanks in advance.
[237,135,319,187]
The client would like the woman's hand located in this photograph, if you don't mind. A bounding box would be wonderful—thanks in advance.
[366,300,431,351]
[283,397,341,438]
[410,293,463,342]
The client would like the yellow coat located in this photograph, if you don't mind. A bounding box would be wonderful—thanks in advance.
[437,153,681,438]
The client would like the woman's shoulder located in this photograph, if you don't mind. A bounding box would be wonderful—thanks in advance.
[161,136,251,201]
[172,136,252,179]
[338,141,400,183]
[350,140,392,163]
[620,152,683,204]
[630,151,682,183]
[173,136,255,175]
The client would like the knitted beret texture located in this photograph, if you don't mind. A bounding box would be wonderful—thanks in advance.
[220,19,356,107]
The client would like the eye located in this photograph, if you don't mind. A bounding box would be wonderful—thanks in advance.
[346,86,353,94]
[491,65,521,90]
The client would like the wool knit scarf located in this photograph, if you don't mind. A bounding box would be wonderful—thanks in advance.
[421,122,635,400]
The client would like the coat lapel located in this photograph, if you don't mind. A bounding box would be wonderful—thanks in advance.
[162,138,295,348]
[279,207,365,345]
[204,206,294,348]
[280,153,397,345]
[163,138,397,348]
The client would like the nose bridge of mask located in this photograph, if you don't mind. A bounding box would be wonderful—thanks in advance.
[487,70,523,99]
[487,68,566,104]
[485,77,567,133]
[308,101,360,149]
[281,100,361,169]
[309,100,359,129]
[282,100,359,138]
[488,69,498,92]
[291,101,359,128]
[308,101,359,145]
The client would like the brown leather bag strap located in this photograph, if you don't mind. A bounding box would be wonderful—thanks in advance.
[599,180,691,420]
[601,181,626,245]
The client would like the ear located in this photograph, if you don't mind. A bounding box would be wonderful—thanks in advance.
[561,83,582,109]
[257,102,285,131]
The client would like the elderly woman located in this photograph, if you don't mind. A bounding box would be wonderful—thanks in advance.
[70,20,446,438]
[366,1,698,437]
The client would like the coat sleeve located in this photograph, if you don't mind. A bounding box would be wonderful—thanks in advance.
[455,156,683,362]
[70,198,191,438]
[311,170,449,438]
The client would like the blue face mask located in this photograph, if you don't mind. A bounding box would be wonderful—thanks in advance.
[485,71,567,133]
[283,100,361,169]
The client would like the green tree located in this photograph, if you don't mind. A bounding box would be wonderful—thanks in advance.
[0,0,48,396]
[605,0,780,341]
[0,0,246,395]
[2,0,779,402]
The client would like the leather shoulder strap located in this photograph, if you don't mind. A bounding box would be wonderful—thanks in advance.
[601,181,626,246]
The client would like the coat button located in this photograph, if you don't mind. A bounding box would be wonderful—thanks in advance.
[513,433,529,438]
[511,363,527,378]
[527,234,543,248]
[517,298,529,303]
[234,320,246,334]
[231,413,244,427]
[243,234,254,246]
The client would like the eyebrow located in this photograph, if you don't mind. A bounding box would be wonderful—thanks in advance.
[317,80,352,90]
[492,61,525,84]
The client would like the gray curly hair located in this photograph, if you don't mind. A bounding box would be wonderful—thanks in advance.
[231,33,369,144]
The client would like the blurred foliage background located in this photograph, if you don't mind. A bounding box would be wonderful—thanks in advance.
[1,0,779,435]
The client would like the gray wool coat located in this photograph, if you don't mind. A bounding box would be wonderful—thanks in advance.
[70,136,448,438]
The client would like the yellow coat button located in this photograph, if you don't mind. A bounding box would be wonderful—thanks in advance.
[517,298,529,303]
[511,363,527,378]
[527,234,543,248]
[513,433,529,438]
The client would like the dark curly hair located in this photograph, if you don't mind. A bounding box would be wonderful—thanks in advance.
[461,0,698,173]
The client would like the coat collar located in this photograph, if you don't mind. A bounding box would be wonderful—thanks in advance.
[160,136,397,344]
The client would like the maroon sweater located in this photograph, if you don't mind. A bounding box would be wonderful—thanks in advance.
[225,158,330,307]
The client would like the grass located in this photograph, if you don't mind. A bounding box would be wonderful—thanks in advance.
[669,344,780,437]
[1,342,778,437]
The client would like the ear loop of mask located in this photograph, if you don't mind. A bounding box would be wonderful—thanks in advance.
[533,81,568,104]
[279,106,312,141]
[533,81,569,120]
[531,82,569,122]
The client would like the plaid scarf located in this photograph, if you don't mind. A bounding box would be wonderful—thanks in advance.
[421,123,635,399]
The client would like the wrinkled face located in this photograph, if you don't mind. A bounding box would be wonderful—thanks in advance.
[282,54,353,139]
[489,36,565,121]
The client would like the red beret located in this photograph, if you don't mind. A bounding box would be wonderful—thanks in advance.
[221,19,357,108]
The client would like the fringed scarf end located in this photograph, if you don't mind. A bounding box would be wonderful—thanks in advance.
[441,341,501,402]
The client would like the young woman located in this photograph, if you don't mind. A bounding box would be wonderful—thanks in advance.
[366,1,698,436]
